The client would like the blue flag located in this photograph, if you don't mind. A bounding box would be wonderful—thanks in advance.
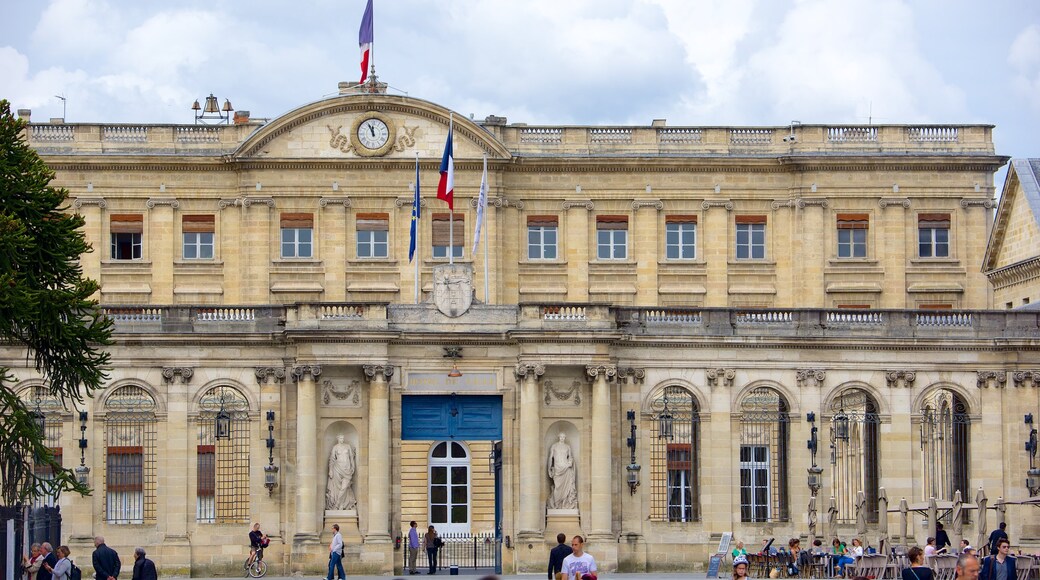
[409,156,420,262]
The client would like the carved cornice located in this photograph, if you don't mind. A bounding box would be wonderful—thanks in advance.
[243,197,275,208]
[885,370,916,388]
[796,369,826,388]
[631,200,664,211]
[319,197,352,208]
[562,200,595,211]
[363,364,395,381]
[146,197,179,209]
[960,198,996,209]
[73,197,107,209]
[585,364,617,381]
[618,367,646,384]
[1013,371,1040,388]
[544,379,581,406]
[291,365,323,382]
[161,366,194,384]
[976,370,1007,388]
[255,367,286,385]
[797,198,829,209]
[706,368,735,387]
[878,198,911,208]
[395,196,429,208]
[514,363,546,380]
[701,200,734,211]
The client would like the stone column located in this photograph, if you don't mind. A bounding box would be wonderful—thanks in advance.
[319,198,350,302]
[218,199,242,303]
[797,199,827,307]
[586,365,617,535]
[147,198,177,302]
[515,363,545,537]
[161,366,193,572]
[633,201,661,306]
[879,198,910,308]
[702,201,732,307]
[564,201,592,302]
[292,365,322,542]
[363,364,394,542]
[256,367,286,533]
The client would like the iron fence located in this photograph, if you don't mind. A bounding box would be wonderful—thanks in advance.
[404,533,500,571]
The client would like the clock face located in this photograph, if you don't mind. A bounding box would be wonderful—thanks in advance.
[357,118,390,149]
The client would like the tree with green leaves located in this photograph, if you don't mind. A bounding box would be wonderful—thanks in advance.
[0,99,113,506]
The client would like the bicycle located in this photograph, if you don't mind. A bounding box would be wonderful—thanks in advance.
[244,545,267,578]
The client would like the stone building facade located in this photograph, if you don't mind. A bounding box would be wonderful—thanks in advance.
[6,84,1040,576]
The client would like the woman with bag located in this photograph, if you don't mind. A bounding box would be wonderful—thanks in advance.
[424,525,440,575]
[44,547,72,580]
[901,546,934,580]
[23,543,44,580]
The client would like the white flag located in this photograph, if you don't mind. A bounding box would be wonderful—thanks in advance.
[472,156,488,254]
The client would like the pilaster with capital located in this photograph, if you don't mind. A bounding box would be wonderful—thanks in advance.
[292,365,322,541]
[363,364,393,542]
[515,363,546,536]
[162,366,192,540]
[585,364,616,538]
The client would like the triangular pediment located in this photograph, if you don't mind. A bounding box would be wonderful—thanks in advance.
[234,94,511,162]
[984,158,1040,272]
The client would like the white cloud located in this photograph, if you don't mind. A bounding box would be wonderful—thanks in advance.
[1009,25,1040,111]
[32,0,121,59]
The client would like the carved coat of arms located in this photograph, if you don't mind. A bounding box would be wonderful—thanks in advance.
[433,264,473,318]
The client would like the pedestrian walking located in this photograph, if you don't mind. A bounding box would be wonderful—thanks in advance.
[956,554,979,580]
[548,533,572,580]
[560,536,596,580]
[23,543,44,580]
[130,548,156,580]
[325,523,345,580]
[407,521,420,575]
[980,538,1016,580]
[46,547,72,580]
[91,537,120,580]
[986,523,1008,557]
[38,543,57,580]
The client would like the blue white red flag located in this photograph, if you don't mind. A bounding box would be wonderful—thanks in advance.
[409,155,420,262]
[358,0,374,83]
[472,156,488,254]
[437,129,454,210]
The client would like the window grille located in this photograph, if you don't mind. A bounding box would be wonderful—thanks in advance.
[104,386,157,523]
[829,389,880,523]
[649,386,700,522]
[738,387,789,522]
[196,386,250,523]
[20,386,64,508]
[918,389,970,502]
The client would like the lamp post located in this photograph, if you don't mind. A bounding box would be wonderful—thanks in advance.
[264,410,279,496]
[1026,414,1039,496]
[625,410,641,494]
[75,410,90,486]
[807,412,822,496]
[657,392,674,440]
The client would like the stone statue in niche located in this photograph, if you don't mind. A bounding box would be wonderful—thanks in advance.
[546,432,577,510]
[325,434,357,511]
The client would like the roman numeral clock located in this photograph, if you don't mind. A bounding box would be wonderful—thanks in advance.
[350,111,396,157]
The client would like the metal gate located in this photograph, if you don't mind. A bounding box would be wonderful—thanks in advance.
[404,533,501,573]
[1,505,61,580]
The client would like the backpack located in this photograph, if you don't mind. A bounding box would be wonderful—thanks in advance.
[68,563,82,580]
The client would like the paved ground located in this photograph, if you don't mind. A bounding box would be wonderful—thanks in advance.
[197,575,701,580]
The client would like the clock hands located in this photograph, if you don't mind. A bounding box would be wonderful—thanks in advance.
[369,124,376,137]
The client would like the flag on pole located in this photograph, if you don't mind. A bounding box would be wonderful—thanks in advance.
[409,156,420,262]
[472,156,488,254]
[358,0,374,83]
[436,129,454,210]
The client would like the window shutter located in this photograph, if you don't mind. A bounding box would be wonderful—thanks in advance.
[735,215,767,224]
[526,215,559,227]
[665,215,698,224]
[596,215,629,230]
[918,213,951,228]
[106,446,144,492]
[280,213,314,228]
[356,212,389,231]
[182,215,215,233]
[836,213,869,229]
[110,214,143,233]
[432,213,465,245]
[197,445,215,497]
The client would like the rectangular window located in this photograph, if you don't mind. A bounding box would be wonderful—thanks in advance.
[356,212,389,258]
[666,443,694,522]
[110,214,143,260]
[432,213,464,258]
[735,215,767,260]
[836,213,868,258]
[918,213,950,258]
[527,215,559,260]
[106,445,144,524]
[280,213,314,258]
[596,215,628,260]
[182,215,215,259]
[196,444,215,522]
[665,215,697,260]
[739,444,770,523]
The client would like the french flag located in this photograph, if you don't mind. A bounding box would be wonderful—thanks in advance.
[358,0,373,83]
[437,129,454,210]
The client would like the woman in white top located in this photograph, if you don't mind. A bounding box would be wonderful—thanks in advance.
[848,538,864,559]
[561,535,597,580]
[46,546,71,580]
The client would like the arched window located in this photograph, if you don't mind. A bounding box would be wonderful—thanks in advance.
[19,386,64,508]
[738,387,790,522]
[829,388,880,523]
[104,385,157,524]
[429,441,470,534]
[196,386,250,523]
[919,389,970,501]
[649,386,700,522]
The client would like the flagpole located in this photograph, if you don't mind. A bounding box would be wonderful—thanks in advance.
[448,113,454,266]
[414,151,420,304]
[483,155,489,304]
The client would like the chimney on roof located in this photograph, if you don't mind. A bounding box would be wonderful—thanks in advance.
[233,110,251,124]
[652,119,666,127]
[17,109,31,122]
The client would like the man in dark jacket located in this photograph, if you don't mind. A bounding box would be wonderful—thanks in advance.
[980,538,1015,580]
[130,548,157,580]
[91,536,121,580]
[38,543,58,580]
[987,523,1008,557]
[547,533,572,580]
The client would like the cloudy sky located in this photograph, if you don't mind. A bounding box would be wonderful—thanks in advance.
[2,0,1038,185]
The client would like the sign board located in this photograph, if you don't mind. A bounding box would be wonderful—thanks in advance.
[707,554,724,578]
[407,372,498,393]
[717,532,733,556]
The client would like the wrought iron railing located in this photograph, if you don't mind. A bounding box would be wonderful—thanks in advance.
[405,533,500,571]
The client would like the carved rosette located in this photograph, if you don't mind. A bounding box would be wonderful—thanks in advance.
[706,368,735,387]
[161,366,194,384]
[544,379,582,406]
[796,369,827,388]
[291,365,323,382]
[255,367,286,385]
[322,379,362,407]
[585,364,617,382]
[514,363,546,381]
[1013,371,1040,388]
[363,364,395,381]
[885,370,916,388]
[618,367,646,384]
[976,370,1008,388]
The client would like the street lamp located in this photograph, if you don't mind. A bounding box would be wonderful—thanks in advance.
[807,412,823,495]
[444,347,463,378]
[625,410,641,494]
[264,410,279,496]
[1026,414,1039,496]
[75,411,90,486]
[657,393,674,440]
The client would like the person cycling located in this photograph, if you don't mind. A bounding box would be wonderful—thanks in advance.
[246,523,267,567]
